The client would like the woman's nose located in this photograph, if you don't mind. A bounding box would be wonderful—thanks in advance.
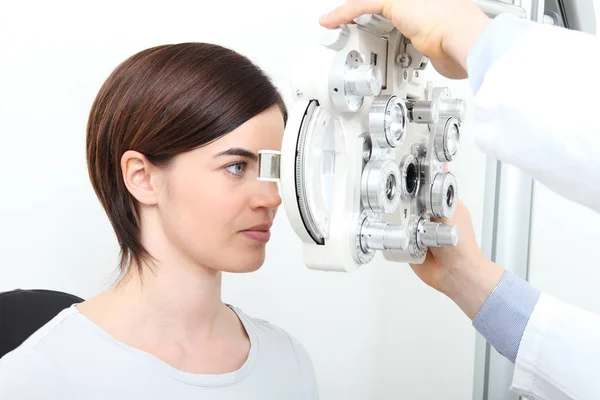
[250,180,282,210]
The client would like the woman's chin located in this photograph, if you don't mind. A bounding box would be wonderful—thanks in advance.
[220,254,265,273]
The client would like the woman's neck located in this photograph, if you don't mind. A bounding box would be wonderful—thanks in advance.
[79,258,239,348]
[115,261,226,338]
[76,212,251,373]
[77,260,250,374]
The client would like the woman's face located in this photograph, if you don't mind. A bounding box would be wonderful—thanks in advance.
[156,105,284,273]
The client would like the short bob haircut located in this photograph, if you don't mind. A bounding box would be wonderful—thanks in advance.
[86,42,287,276]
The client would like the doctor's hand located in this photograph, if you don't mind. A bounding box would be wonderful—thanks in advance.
[409,200,505,320]
[319,0,491,79]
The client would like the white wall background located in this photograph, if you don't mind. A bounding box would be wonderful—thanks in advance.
[11,0,599,399]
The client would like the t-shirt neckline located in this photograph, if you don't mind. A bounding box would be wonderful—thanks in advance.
[70,303,259,387]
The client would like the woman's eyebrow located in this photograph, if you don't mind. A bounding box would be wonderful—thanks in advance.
[213,147,257,161]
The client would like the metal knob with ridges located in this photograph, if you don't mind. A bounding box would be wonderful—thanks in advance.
[361,221,410,251]
[353,14,395,34]
[320,25,350,50]
[436,224,459,246]
[382,224,410,250]
[439,99,466,123]
[346,64,382,97]
[409,100,439,124]
[418,221,459,247]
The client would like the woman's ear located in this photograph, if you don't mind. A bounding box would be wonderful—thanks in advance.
[120,150,160,206]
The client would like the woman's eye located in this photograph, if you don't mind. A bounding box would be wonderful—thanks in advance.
[225,162,247,176]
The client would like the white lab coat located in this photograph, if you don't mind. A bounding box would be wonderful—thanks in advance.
[472,20,600,400]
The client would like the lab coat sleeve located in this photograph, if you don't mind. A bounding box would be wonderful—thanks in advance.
[511,293,600,399]
[466,15,600,399]
[467,14,600,213]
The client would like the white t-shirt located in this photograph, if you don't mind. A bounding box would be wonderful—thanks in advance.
[0,304,318,399]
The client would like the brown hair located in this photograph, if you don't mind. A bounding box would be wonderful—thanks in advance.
[86,42,286,276]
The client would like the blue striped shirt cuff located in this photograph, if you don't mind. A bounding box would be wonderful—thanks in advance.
[472,270,541,363]
[467,13,537,95]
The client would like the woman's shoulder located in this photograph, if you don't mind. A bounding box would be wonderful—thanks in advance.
[1,305,78,357]
[229,305,318,392]
[0,306,88,391]
[0,346,71,398]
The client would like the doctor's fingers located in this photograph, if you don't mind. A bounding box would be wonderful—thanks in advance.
[319,0,394,28]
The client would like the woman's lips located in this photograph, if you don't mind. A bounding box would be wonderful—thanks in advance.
[241,229,271,243]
